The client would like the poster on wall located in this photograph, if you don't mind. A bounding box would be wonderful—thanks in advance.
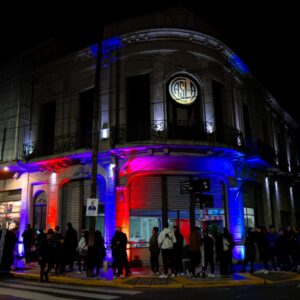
[0,201,21,229]
[86,198,98,217]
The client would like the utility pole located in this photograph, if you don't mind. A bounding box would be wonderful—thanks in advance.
[87,38,102,276]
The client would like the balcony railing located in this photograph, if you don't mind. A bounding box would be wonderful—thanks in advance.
[111,121,244,149]
[244,138,292,172]
[23,131,92,160]
[245,138,277,165]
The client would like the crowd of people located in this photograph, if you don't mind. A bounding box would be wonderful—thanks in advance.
[19,222,106,282]
[148,223,300,278]
[149,222,235,278]
[2,221,300,281]
[241,225,300,274]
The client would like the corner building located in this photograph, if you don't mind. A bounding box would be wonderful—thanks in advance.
[0,8,299,263]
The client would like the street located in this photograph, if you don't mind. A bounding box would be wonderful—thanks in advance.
[0,278,141,300]
[0,277,299,300]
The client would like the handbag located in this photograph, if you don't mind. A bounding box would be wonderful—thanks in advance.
[79,248,88,256]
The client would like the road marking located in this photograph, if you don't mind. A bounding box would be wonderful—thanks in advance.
[6,279,141,295]
[0,287,66,300]
[0,282,119,299]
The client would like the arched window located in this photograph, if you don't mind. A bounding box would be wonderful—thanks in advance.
[33,191,47,232]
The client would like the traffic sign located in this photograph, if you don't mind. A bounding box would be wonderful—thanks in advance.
[192,178,210,192]
[180,180,193,194]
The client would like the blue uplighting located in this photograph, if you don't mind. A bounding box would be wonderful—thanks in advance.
[230,54,249,75]
[89,44,98,57]
[88,36,123,62]
[102,36,123,56]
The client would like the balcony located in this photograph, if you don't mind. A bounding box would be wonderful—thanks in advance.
[23,131,92,160]
[111,121,244,150]
[244,138,291,172]
[245,138,277,165]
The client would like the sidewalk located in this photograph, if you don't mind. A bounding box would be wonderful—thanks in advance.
[9,260,300,289]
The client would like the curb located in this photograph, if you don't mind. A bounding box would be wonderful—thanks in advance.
[10,271,300,289]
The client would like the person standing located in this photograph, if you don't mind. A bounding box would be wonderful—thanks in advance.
[216,227,234,275]
[189,226,201,277]
[173,226,184,276]
[64,222,78,272]
[77,230,88,273]
[22,224,34,264]
[94,230,106,276]
[149,226,160,275]
[1,227,18,272]
[201,229,215,277]
[37,230,49,282]
[111,226,130,278]
[241,229,256,273]
[53,225,64,274]
[266,224,279,271]
[158,222,176,278]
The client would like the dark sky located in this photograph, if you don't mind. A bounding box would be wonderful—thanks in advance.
[1,1,299,126]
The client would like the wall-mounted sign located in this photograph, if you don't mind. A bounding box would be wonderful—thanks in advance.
[86,198,98,217]
[169,76,198,105]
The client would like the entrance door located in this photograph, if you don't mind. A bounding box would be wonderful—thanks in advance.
[33,191,47,232]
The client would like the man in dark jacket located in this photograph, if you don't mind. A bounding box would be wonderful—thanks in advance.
[64,222,78,272]
[37,231,49,282]
[111,226,130,278]
[201,229,215,277]
[22,224,34,264]
[149,226,160,275]
[241,229,256,273]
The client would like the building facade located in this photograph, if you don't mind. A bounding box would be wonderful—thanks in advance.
[0,9,299,262]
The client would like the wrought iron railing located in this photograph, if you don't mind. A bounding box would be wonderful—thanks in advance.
[244,138,277,165]
[243,138,292,172]
[111,121,244,149]
[23,131,92,160]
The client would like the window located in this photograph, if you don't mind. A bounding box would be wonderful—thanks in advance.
[244,207,255,230]
[79,88,94,147]
[126,74,151,141]
[40,101,56,155]
[129,216,161,247]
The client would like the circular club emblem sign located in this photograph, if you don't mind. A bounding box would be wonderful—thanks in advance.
[169,76,198,105]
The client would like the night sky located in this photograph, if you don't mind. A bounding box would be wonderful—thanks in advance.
[1,1,299,128]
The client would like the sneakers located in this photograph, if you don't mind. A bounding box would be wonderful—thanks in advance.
[263,269,269,274]
[208,273,215,278]
[159,274,168,278]
[170,274,175,278]
[155,272,160,276]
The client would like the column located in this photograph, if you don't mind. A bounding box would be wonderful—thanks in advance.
[227,180,245,260]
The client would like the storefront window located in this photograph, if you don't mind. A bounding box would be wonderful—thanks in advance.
[130,217,161,247]
[0,201,21,229]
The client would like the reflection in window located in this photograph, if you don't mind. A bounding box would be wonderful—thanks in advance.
[130,217,161,247]
[244,207,255,230]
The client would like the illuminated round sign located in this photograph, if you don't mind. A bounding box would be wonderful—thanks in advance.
[168,76,198,105]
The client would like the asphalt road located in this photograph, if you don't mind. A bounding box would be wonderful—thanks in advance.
[0,277,299,300]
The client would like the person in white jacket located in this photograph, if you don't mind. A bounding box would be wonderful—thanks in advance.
[158,221,176,278]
